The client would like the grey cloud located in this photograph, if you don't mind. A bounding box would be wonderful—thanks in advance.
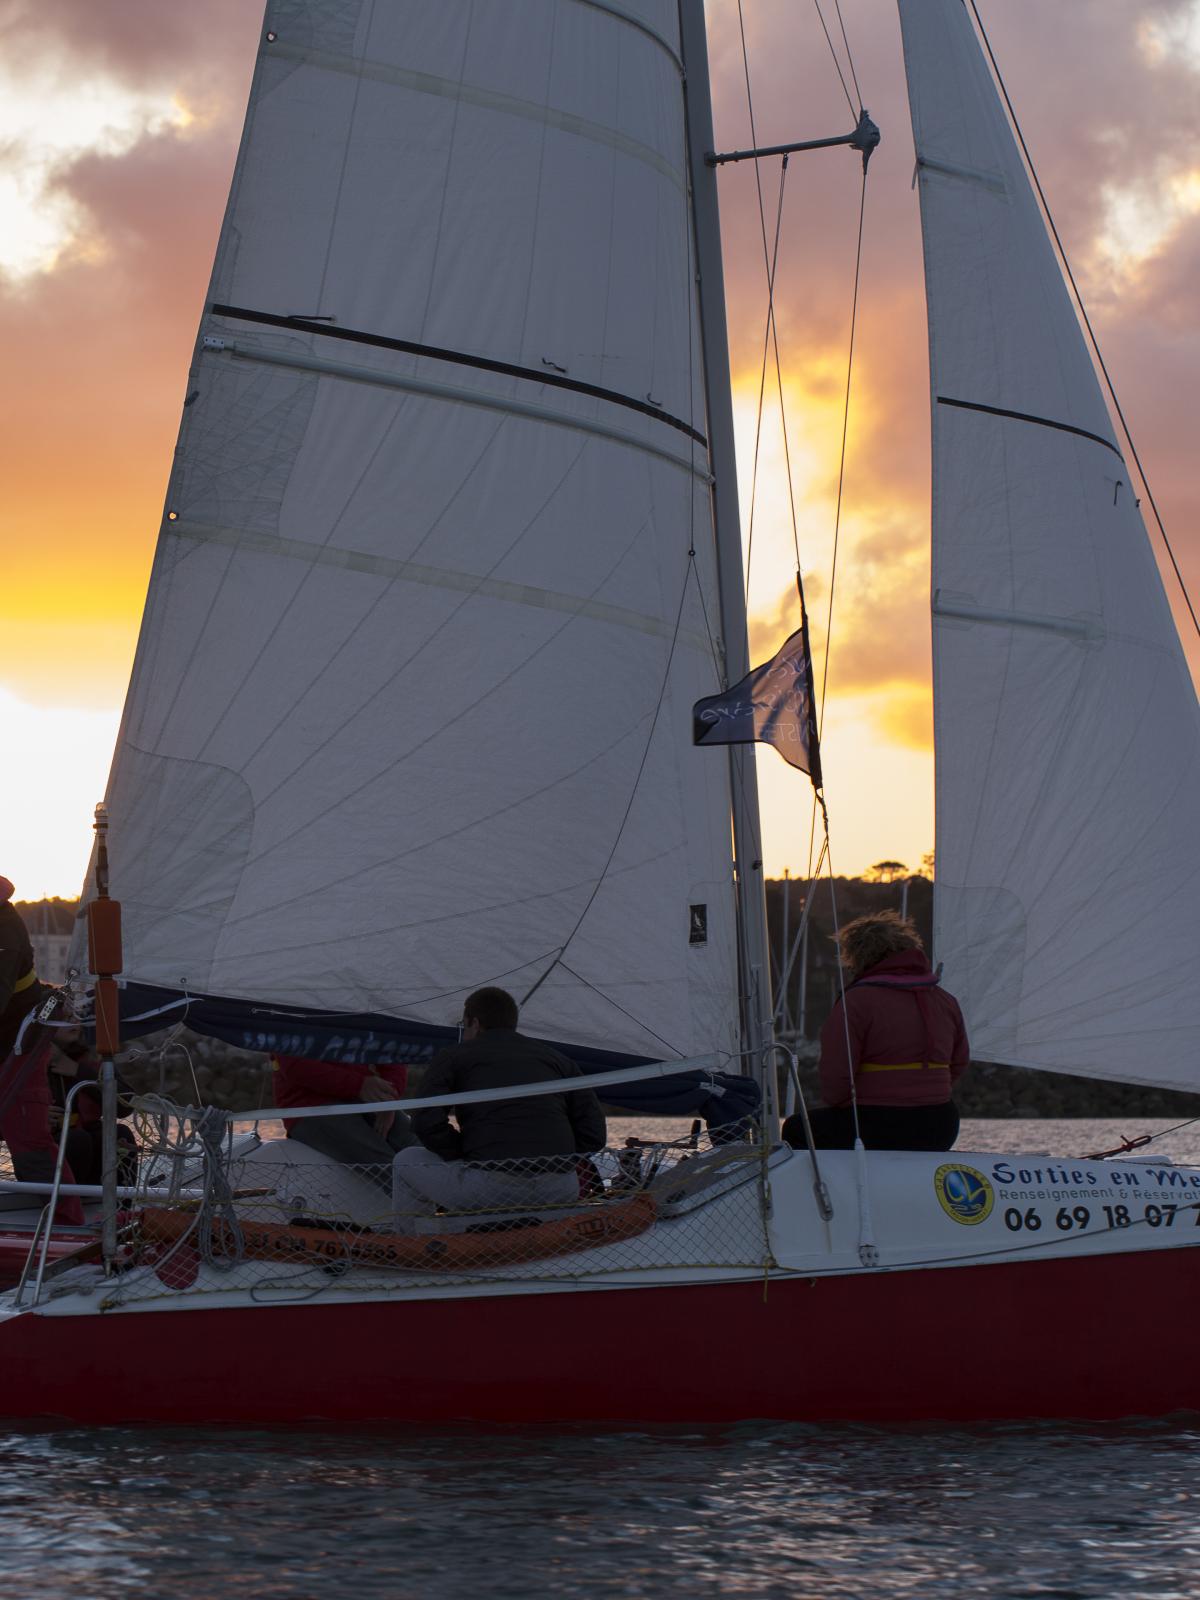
[0,0,255,90]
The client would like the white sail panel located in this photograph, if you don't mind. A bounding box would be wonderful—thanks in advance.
[94,0,740,1065]
[899,0,1200,1087]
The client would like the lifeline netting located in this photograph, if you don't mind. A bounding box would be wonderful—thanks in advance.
[40,1099,775,1306]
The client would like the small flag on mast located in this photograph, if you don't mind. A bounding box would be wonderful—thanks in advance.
[692,621,822,788]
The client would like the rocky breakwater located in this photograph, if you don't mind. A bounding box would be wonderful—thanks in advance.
[118,1029,272,1113]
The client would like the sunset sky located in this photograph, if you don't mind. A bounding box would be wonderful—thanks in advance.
[1,0,1197,899]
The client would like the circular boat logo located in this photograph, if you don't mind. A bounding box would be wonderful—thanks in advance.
[934,1163,993,1225]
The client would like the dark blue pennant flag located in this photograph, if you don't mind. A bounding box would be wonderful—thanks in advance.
[692,621,822,787]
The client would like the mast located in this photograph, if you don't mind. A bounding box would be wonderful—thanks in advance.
[677,1,774,1075]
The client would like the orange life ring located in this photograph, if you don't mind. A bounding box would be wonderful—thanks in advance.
[139,1192,657,1273]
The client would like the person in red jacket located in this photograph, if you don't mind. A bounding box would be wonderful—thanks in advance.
[0,876,48,1064]
[0,876,84,1223]
[271,1054,416,1187]
[783,911,969,1152]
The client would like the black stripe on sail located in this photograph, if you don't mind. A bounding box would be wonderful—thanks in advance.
[210,303,708,448]
[937,395,1123,459]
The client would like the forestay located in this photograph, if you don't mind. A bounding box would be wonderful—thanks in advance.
[900,0,1200,1086]
[86,0,740,1067]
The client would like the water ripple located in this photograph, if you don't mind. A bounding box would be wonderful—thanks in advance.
[2,1420,1198,1598]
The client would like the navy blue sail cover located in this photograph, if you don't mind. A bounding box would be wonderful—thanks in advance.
[114,984,760,1130]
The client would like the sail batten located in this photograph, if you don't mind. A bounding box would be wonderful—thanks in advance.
[935,395,1121,458]
[264,37,688,185]
[900,0,1200,1089]
[168,521,715,648]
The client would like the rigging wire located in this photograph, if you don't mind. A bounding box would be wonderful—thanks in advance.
[734,0,796,1052]
[802,163,870,884]
[1082,1112,1200,1160]
[967,0,1199,642]
[831,0,865,112]
[519,557,698,1010]
[752,159,790,598]
[736,0,873,893]
[558,962,682,1059]
[810,0,858,117]
[771,833,828,1025]
[769,190,806,583]
[819,804,862,1141]
[735,0,812,578]
[741,0,869,607]
[819,797,879,1268]
[748,157,793,601]
[734,0,875,1061]
[735,0,776,357]
[816,168,869,745]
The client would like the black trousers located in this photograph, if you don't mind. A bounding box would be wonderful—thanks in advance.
[783,1100,960,1153]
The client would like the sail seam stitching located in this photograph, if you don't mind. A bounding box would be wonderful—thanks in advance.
[567,0,683,69]
[265,40,684,188]
[916,155,1006,196]
[206,339,711,480]
[936,396,1123,460]
[166,519,714,650]
[931,595,1100,641]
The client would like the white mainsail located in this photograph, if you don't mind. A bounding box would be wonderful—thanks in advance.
[91,0,744,1065]
[900,0,1200,1087]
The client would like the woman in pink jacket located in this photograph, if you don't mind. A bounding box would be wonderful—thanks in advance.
[784,911,970,1152]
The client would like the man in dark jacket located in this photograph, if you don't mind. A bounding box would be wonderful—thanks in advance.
[392,986,605,1230]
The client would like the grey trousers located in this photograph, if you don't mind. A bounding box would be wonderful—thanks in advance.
[287,1110,416,1192]
[391,1145,580,1232]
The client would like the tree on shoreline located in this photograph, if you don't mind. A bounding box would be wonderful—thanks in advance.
[864,860,908,884]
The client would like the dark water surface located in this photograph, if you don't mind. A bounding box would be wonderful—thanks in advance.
[3,1420,1199,1598]
[5,1120,1200,1597]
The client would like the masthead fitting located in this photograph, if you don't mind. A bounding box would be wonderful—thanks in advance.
[849,108,881,173]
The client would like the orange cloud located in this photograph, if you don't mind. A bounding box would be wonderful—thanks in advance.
[873,685,933,753]
[1,0,1196,894]
[0,14,259,729]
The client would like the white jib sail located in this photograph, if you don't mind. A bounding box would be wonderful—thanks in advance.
[91,0,741,1065]
[900,0,1200,1088]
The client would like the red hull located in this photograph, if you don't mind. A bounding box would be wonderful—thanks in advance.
[4,1244,1199,1425]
